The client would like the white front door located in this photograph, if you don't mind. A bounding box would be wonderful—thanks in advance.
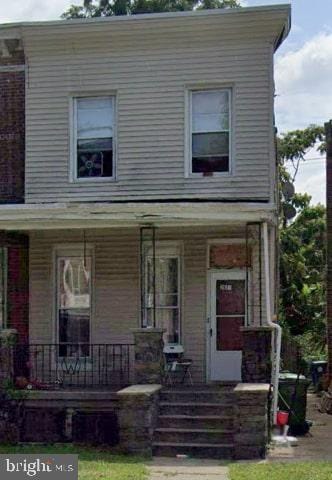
[209,270,246,382]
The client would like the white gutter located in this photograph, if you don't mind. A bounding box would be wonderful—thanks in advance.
[263,221,282,424]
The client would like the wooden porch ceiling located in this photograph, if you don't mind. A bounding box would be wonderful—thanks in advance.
[0,202,277,230]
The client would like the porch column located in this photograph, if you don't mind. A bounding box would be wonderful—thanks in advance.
[241,327,272,383]
[132,328,165,384]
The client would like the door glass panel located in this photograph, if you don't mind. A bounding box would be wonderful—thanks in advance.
[216,280,245,315]
[217,316,244,351]
[216,279,245,352]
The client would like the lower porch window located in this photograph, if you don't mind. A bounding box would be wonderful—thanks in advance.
[57,255,91,357]
[143,243,181,344]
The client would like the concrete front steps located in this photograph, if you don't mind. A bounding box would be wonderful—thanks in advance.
[153,386,236,459]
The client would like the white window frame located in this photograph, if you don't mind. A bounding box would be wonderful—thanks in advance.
[142,241,183,345]
[186,87,232,178]
[70,95,117,183]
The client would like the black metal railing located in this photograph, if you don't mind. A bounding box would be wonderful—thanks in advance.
[13,343,134,388]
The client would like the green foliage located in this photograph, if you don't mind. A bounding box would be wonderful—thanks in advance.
[278,125,325,227]
[280,195,326,337]
[278,125,325,169]
[1,379,28,401]
[229,462,332,480]
[61,0,241,18]
[296,331,327,362]
[279,125,327,361]
[0,445,147,480]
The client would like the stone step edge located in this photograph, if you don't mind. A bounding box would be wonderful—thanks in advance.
[158,415,233,420]
[161,390,234,394]
[155,428,234,434]
[159,402,233,407]
[153,441,235,448]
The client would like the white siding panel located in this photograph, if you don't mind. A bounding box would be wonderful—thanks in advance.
[29,225,268,382]
[23,11,286,203]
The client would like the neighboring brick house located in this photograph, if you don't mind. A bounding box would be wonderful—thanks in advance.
[0,41,28,345]
[0,5,290,458]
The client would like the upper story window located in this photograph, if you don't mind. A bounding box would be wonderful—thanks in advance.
[190,89,231,175]
[73,96,115,180]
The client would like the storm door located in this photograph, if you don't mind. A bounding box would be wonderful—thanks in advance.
[209,270,246,381]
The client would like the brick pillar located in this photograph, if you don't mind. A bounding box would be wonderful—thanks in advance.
[117,384,161,456]
[234,383,270,459]
[132,328,165,384]
[241,327,272,383]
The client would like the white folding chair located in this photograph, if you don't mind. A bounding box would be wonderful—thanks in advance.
[163,344,193,385]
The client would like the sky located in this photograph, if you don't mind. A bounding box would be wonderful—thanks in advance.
[245,0,331,205]
[0,0,330,204]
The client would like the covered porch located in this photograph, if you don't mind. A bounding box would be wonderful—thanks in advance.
[0,202,277,388]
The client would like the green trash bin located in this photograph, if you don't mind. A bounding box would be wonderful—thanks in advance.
[278,373,311,435]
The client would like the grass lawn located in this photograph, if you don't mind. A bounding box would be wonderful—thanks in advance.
[229,462,332,480]
[0,444,147,480]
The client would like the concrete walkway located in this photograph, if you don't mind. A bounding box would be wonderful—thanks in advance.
[267,393,332,462]
[147,457,230,480]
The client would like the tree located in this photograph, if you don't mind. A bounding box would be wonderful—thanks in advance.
[278,126,325,227]
[280,196,326,334]
[278,125,325,183]
[278,125,327,360]
[61,0,241,19]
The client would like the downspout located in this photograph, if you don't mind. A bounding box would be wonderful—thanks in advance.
[263,221,281,424]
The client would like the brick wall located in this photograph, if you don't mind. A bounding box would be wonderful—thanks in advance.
[0,48,25,203]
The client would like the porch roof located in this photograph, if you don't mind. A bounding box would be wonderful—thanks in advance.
[0,202,277,230]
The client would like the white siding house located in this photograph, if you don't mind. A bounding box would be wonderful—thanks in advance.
[0,5,290,385]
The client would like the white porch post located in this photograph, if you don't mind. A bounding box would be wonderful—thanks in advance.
[263,221,281,424]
